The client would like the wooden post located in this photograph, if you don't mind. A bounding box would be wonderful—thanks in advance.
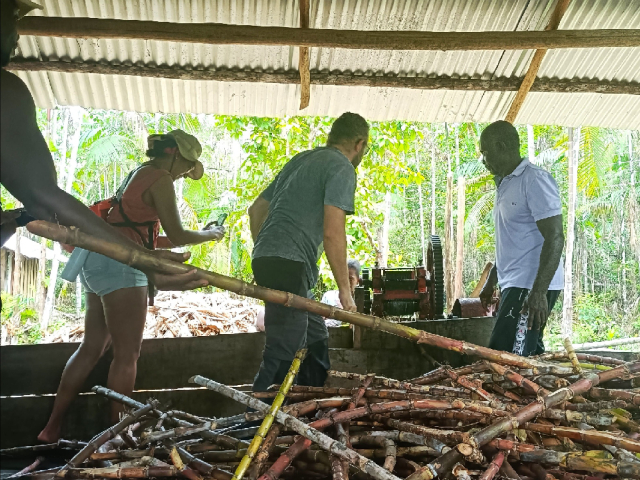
[299,0,310,110]
[505,0,572,123]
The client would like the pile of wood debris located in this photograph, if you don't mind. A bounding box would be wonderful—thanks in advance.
[2,350,639,480]
[42,292,261,343]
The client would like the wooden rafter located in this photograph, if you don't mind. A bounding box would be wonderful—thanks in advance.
[18,16,640,51]
[299,0,310,110]
[505,0,572,123]
[8,59,639,95]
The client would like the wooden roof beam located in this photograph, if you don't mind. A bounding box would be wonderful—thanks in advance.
[299,0,310,110]
[18,16,640,51]
[505,0,572,123]
[8,59,639,95]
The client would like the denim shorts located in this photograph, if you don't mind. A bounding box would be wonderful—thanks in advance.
[78,251,148,297]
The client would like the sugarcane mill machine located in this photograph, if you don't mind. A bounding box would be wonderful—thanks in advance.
[355,235,445,320]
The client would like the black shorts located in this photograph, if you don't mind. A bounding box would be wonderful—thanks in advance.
[488,287,560,356]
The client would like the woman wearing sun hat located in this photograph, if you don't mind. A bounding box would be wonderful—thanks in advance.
[39,130,224,442]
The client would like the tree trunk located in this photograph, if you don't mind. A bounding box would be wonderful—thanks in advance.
[6,253,14,294]
[76,279,83,319]
[42,243,60,330]
[629,132,638,262]
[12,229,23,295]
[454,177,466,300]
[444,174,454,312]
[562,126,579,339]
[527,124,535,161]
[418,184,426,266]
[377,191,391,268]
[0,250,6,293]
[37,237,47,318]
[415,152,427,266]
[430,128,436,235]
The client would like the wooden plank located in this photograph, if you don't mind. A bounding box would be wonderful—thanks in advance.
[505,0,572,123]
[0,389,244,448]
[17,17,640,51]
[0,329,353,396]
[470,262,494,298]
[8,59,639,95]
[0,333,264,396]
[299,0,310,110]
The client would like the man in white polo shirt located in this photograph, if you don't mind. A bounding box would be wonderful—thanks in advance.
[479,121,564,357]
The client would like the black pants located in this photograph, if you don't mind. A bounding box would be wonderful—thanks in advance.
[488,288,560,357]
[251,256,330,392]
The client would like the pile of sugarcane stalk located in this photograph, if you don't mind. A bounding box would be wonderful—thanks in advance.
[7,222,638,479]
[3,350,639,480]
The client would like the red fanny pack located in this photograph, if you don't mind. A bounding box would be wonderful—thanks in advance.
[61,198,118,254]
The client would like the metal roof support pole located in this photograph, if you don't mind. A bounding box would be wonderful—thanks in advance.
[299,0,311,110]
[505,0,572,123]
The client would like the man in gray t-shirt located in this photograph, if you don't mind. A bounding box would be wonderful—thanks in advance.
[248,112,369,391]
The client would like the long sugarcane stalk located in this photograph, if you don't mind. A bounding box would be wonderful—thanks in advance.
[370,414,467,446]
[488,362,549,396]
[443,367,496,402]
[537,352,626,366]
[332,374,374,480]
[232,349,306,480]
[92,386,251,448]
[523,423,640,452]
[29,220,549,370]
[406,361,640,480]
[1,440,87,456]
[189,375,402,480]
[563,337,584,374]
[259,395,488,480]
[588,387,640,405]
[141,421,217,446]
[519,449,640,477]
[478,450,506,480]
[566,399,628,411]
[59,466,181,479]
[246,426,281,480]
[58,402,156,475]
[264,384,473,399]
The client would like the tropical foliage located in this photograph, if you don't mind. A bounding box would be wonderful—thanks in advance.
[1,107,638,348]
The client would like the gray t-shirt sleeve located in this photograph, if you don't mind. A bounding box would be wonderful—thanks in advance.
[324,161,356,214]
[260,174,279,202]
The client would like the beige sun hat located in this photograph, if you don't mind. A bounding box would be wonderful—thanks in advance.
[147,129,204,180]
[15,0,43,18]
[165,129,204,180]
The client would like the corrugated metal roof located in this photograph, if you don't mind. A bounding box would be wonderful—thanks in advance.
[12,0,640,128]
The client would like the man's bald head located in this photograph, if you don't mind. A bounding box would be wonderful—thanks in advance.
[479,121,523,177]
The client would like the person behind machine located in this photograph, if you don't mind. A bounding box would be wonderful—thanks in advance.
[478,121,564,357]
[321,259,362,327]
[248,112,369,391]
[38,131,225,442]
[1,0,206,289]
